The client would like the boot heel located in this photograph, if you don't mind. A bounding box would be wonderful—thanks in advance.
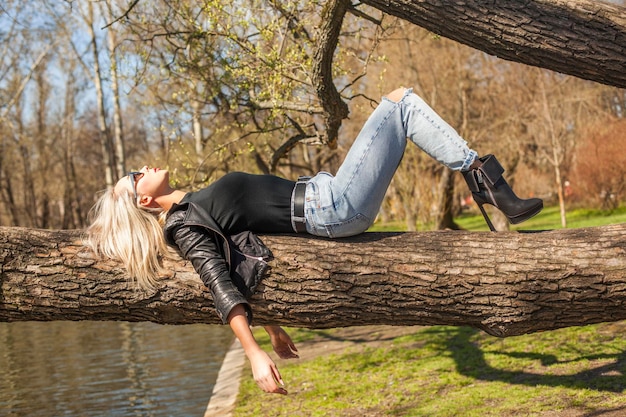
[478,204,497,232]
[462,154,543,231]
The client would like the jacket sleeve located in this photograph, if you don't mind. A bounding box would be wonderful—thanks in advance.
[169,221,252,324]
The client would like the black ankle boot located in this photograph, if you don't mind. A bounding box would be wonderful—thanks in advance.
[462,154,543,231]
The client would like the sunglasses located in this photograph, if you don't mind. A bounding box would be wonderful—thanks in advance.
[128,171,144,203]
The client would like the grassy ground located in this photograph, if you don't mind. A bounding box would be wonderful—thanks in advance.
[233,206,626,416]
[457,205,626,232]
[374,205,626,232]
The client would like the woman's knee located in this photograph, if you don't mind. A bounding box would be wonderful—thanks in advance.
[385,87,409,102]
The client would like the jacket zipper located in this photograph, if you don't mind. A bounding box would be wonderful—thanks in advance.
[235,250,268,263]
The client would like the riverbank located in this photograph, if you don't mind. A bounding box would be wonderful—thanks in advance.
[205,339,246,416]
[205,325,417,417]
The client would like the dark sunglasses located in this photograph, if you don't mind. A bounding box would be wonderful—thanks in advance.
[128,171,144,203]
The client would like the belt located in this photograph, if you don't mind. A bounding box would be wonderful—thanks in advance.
[291,176,309,233]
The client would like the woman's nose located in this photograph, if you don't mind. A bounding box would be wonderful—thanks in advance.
[140,165,149,173]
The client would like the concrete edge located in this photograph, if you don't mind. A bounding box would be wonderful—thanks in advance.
[204,338,246,417]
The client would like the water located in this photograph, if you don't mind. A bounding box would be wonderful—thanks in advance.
[0,321,234,417]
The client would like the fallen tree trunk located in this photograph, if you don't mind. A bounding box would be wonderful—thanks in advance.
[361,0,626,88]
[0,224,625,337]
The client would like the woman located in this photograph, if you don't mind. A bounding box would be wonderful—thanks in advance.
[87,87,542,395]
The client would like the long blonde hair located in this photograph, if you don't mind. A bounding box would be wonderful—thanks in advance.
[86,186,169,290]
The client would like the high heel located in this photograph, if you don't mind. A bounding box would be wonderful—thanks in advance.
[462,154,543,231]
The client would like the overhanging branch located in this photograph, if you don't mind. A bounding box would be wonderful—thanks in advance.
[360,0,626,88]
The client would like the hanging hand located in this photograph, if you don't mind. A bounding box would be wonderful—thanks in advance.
[264,326,299,359]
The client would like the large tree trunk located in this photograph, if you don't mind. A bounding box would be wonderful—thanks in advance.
[360,0,626,88]
[1,225,625,337]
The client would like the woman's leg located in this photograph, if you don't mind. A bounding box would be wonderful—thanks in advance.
[305,87,477,238]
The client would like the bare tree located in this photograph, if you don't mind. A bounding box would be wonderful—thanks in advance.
[538,74,570,228]
[58,44,84,229]
[104,1,127,178]
[572,118,626,209]
[83,2,115,187]
[0,4,56,227]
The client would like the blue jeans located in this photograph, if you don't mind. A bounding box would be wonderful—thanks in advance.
[304,88,478,238]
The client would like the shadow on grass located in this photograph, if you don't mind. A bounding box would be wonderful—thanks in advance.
[443,326,626,393]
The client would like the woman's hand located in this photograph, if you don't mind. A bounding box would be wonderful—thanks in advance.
[227,305,289,394]
[248,347,287,395]
[264,326,299,359]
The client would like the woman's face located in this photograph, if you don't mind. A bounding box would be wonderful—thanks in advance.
[114,166,170,204]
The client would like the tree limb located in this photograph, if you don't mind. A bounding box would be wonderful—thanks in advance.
[1,224,625,337]
[311,0,351,148]
[360,0,626,88]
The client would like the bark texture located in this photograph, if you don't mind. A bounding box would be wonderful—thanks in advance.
[360,0,626,88]
[1,225,625,337]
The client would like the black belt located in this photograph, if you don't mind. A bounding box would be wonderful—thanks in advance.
[291,176,309,233]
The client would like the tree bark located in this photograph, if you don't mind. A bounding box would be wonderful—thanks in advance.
[360,0,626,88]
[1,225,625,337]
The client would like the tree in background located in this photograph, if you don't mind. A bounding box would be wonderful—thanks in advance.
[115,0,392,187]
[572,118,626,210]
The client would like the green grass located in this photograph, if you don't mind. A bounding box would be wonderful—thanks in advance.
[455,205,626,231]
[233,206,626,416]
[370,204,626,232]
[235,324,626,416]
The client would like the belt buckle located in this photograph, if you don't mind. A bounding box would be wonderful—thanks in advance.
[292,177,309,233]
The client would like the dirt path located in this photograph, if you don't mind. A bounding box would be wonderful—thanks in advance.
[278,325,419,362]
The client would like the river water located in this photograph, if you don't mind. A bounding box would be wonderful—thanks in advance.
[0,321,233,416]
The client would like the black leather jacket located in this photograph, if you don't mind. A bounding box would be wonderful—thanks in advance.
[163,202,272,324]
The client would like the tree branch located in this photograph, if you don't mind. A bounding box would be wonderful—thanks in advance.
[1,225,625,337]
[311,0,351,149]
[360,0,626,88]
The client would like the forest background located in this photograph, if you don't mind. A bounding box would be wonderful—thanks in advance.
[1,0,625,233]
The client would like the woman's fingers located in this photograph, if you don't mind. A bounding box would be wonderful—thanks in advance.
[256,368,287,395]
[250,350,288,395]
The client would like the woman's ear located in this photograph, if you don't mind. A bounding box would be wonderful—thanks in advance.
[139,195,155,208]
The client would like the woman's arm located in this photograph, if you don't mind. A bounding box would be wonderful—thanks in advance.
[170,222,251,323]
[167,216,286,393]
[228,305,288,395]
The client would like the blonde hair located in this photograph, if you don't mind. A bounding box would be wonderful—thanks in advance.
[86,186,169,290]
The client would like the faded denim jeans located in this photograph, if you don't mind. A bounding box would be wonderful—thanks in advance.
[303,88,478,238]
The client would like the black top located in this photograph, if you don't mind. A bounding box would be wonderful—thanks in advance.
[180,172,295,234]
